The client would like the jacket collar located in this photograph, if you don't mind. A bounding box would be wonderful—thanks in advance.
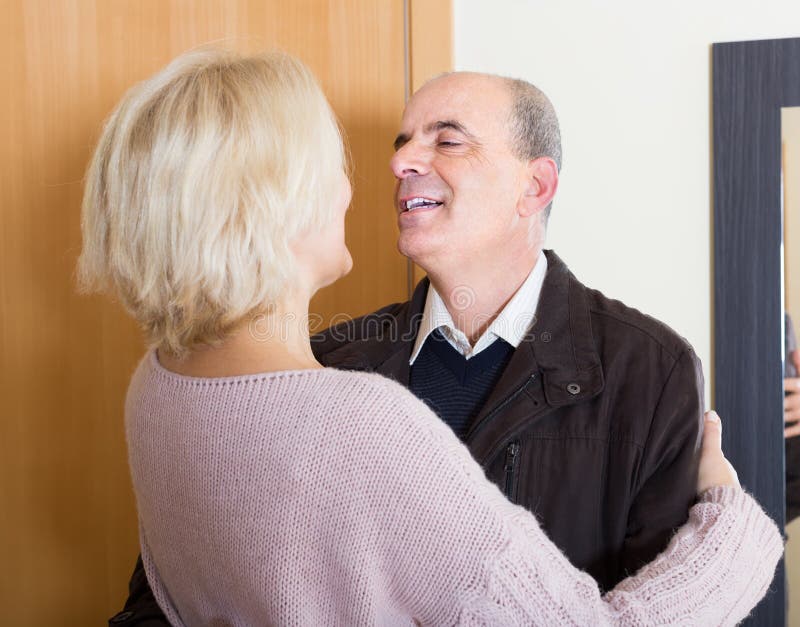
[372,278,429,385]
[531,249,605,406]
[467,249,605,436]
[315,276,429,385]
[318,249,604,412]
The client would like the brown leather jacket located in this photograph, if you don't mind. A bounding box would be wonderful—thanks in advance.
[111,249,703,625]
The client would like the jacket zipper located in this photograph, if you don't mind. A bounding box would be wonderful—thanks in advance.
[504,441,520,500]
[466,374,537,442]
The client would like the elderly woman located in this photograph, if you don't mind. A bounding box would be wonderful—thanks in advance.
[78,49,781,626]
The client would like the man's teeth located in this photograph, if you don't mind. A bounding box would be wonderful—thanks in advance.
[404,197,442,211]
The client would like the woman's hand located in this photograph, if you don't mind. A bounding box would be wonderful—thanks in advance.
[697,411,740,494]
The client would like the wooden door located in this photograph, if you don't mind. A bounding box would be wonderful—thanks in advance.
[0,1,453,623]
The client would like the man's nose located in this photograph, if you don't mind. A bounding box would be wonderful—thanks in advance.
[390,142,430,179]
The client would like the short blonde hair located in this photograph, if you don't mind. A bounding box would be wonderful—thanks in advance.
[77,48,346,357]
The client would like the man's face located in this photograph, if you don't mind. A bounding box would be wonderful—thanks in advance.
[390,73,531,271]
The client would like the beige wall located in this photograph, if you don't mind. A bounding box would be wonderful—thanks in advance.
[789,518,800,627]
[784,106,800,627]
[785,108,800,339]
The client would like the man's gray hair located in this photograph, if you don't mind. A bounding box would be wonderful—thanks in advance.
[504,78,562,221]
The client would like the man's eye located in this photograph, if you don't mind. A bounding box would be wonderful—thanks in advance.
[438,141,460,147]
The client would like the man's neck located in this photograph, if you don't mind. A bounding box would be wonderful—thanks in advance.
[425,250,543,346]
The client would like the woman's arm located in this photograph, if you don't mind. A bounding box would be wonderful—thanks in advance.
[359,376,782,625]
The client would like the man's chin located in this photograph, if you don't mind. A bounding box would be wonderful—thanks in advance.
[398,238,438,275]
[398,230,430,255]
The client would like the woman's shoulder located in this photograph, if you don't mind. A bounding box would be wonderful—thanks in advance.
[141,348,399,388]
[329,369,468,451]
[135,348,404,395]
[316,369,430,415]
[129,349,437,435]
[326,369,411,395]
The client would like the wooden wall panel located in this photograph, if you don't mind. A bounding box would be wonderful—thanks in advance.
[409,0,453,92]
[0,1,410,623]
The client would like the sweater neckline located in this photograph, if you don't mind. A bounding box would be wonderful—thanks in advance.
[146,348,335,386]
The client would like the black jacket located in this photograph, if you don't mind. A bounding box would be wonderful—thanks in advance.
[111,249,703,625]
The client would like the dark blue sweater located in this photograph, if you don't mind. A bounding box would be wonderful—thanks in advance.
[409,328,515,440]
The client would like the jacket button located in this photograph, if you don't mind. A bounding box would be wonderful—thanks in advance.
[541,332,552,343]
[567,383,581,395]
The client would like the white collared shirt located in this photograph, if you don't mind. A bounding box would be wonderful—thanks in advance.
[409,251,548,365]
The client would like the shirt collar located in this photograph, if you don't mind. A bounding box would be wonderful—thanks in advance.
[409,251,548,365]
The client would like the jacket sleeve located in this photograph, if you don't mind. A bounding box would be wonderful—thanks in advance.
[619,346,705,579]
[107,555,169,627]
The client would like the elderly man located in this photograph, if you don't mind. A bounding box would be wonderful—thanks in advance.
[111,73,703,625]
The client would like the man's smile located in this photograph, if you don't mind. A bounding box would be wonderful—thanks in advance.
[399,195,444,214]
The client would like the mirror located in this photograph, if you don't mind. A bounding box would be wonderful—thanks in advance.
[783,105,800,627]
[713,36,800,626]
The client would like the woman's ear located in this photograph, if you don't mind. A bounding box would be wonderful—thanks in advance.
[518,156,559,217]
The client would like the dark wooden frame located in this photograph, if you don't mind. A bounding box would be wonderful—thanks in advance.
[713,36,800,626]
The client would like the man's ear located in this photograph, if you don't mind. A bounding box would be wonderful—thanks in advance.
[518,156,559,217]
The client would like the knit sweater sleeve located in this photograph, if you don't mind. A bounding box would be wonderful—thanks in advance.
[355,374,783,626]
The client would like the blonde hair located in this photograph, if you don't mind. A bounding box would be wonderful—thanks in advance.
[77,48,346,357]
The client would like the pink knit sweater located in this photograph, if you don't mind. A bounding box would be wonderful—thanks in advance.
[126,349,782,626]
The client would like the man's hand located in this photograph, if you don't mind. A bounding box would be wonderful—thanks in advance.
[785,350,800,439]
[697,411,739,494]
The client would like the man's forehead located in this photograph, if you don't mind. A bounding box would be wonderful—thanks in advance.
[401,73,511,128]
